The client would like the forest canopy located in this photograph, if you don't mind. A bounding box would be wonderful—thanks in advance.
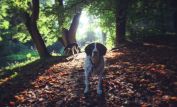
[0,0,177,67]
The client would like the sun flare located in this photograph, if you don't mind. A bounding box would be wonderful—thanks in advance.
[77,10,105,49]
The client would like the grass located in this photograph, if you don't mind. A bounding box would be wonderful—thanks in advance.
[10,71,18,78]
[0,57,40,78]
[50,51,62,56]
[0,50,63,78]
[0,50,39,77]
[0,56,44,87]
[0,57,41,86]
[0,49,39,69]
[3,57,39,71]
[6,50,38,61]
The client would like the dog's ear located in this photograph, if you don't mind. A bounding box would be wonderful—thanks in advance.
[97,43,107,56]
[85,43,94,56]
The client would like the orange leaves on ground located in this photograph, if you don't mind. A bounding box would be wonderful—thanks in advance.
[9,101,15,107]
[106,51,124,59]
[14,95,25,103]
[1,44,177,107]
[58,72,69,76]
[0,77,10,85]
[170,96,177,101]
[37,76,45,81]
[162,95,177,102]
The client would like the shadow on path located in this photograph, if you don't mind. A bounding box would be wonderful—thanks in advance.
[0,56,66,106]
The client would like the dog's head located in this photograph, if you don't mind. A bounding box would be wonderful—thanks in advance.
[85,43,107,65]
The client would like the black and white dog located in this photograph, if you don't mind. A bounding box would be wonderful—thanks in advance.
[84,43,107,95]
[64,43,80,55]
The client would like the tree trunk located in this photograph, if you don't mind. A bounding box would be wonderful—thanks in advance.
[174,11,177,34]
[61,13,81,55]
[68,13,81,44]
[170,0,177,34]
[56,0,65,35]
[173,3,177,34]
[25,0,50,58]
[115,0,130,47]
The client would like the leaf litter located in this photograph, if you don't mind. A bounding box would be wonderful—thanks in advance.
[0,44,177,107]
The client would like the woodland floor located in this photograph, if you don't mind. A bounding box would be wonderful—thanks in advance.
[0,40,177,107]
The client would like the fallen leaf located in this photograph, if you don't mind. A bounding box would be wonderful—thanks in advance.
[9,101,15,107]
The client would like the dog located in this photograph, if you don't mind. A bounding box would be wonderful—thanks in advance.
[64,43,80,56]
[84,43,107,95]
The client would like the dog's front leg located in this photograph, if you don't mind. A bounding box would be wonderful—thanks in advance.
[84,56,92,94]
[84,69,90,94]
[97,69,103,95]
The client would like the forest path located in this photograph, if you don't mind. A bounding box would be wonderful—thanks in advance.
[0,43,177,107]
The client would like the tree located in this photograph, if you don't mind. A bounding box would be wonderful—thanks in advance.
[54,0,85,55]
[87,0,130,47]
[24,0,50,58]
[60,12,81,55]
[55,0,65,35]
[115,0,131,46]
[1,0,176,55]
[170,0,177,34]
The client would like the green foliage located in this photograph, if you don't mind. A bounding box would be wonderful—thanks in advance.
[0,37,2,41]
[6,50,38,61]
[12,0,32,13]
[4,57,39,71]
[1,50,39,69]
[85,0,177,44]
[106,30,116,48]
[12,24,31,43]
[86,0,116,48]
[1,20,9,29]
[0,0,61,46]
[0,0,176,56]
[10,72,18,78]
[13,32,30,43]
[0,1,11,39]
[38,9,58,46]
[0,0,29,42]
[0,1,9,18]
[0,40,39,68]
[51,51,61,56]
[126,0,176,41]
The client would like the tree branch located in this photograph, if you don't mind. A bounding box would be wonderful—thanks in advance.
[24,12,32,35]
[32,0,39,21]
